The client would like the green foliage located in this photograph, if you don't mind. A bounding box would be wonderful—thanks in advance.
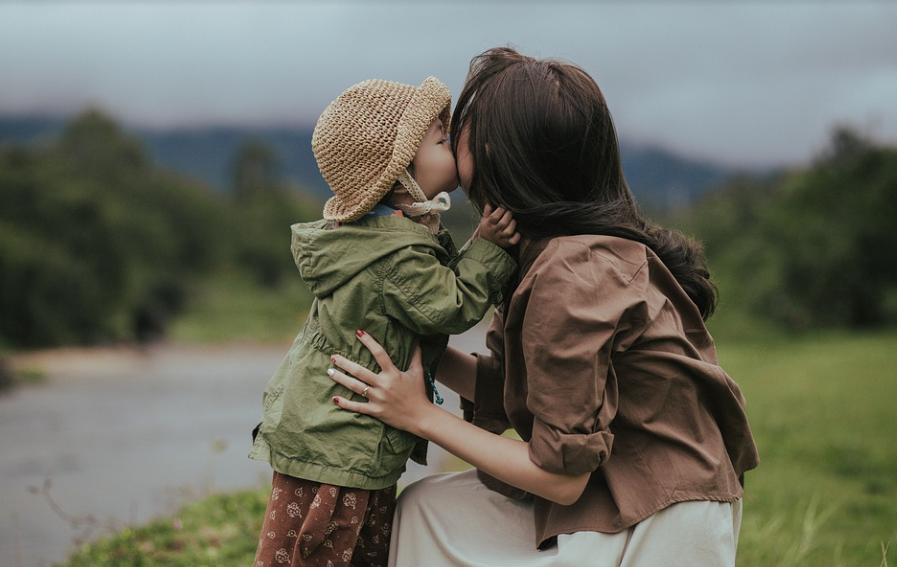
[62,485,270,567]
[167,270,311,345]
[227,138,320,288]
[233,188,318,288]
[717,326,897,567]
[0,110,320,348]
[676,127,897,330]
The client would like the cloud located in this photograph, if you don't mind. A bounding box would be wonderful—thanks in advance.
[1,1,895,167]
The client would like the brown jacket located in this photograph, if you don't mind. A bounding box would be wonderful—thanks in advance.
[467,235,760,548]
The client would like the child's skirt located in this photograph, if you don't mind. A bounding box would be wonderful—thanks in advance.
[254,471,396,567]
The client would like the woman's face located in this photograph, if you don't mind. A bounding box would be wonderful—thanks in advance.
[454,126,474,194]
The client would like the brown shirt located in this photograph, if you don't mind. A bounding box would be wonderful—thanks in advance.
[467,235,760,548]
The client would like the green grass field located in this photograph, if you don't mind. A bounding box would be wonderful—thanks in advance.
[61,299,896,566]
[720,328,897,567]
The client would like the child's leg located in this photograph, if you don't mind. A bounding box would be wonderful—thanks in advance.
[349,484,397,567]
[253,471,395,567]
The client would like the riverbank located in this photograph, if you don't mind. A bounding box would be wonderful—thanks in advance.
[0,342,283,566]
[0,333,478,567]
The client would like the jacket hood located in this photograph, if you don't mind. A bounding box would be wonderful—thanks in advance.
[290,217,441,298]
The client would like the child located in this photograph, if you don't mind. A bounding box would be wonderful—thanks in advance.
[249,76,520,567]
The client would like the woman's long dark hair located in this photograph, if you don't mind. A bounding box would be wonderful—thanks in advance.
[452,47,717,320]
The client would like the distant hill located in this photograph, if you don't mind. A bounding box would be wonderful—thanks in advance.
[0,114,747,209]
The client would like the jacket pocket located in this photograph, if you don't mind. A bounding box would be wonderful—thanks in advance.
[385,426,417,453]
[263,384,285,411]
[369,426,418,478]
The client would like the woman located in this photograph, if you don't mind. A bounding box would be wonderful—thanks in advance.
[328,46,759,567]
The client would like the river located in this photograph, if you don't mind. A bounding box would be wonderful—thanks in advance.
[0,328,485,567]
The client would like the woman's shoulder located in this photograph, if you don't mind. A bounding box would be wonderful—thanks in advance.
[529,235,648,279]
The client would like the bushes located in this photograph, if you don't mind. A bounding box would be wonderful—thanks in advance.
[675,127,897,329]
[0,110,319,348]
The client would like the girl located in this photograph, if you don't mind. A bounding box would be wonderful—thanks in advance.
[328,48,760,567]
[250,76,520,567]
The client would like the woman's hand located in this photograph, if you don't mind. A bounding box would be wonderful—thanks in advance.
[328,330,435,436]
[329,330,591,506]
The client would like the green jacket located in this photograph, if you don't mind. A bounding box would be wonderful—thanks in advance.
[249,214,517,490]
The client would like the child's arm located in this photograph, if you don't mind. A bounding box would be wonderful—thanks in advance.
[475,204,521,249]
[381,236,515,337]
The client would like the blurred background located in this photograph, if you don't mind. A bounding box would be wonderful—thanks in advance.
[1,2,895,566]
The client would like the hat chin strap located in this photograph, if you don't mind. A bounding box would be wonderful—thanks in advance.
[395,170,452,233]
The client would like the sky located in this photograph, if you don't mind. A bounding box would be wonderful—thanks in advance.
[1,1,896,168]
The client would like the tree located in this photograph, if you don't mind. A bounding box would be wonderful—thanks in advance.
[0,110,231,347]
[684,126,897,329]
[231,139,281,201]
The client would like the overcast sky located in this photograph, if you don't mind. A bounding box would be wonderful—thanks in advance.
[1,1,896,168]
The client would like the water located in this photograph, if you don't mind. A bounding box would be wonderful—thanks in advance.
[0,328,484,567]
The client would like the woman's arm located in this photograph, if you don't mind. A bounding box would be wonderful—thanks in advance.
[434,345,476,401]
[414,401,590,506]
[328,332,590,506]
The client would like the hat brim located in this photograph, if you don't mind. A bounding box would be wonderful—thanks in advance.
[323,77,451,222]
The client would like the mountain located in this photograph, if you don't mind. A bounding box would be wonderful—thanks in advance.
[0,114,744,209]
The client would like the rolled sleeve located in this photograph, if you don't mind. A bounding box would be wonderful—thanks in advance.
[529,417,614,475]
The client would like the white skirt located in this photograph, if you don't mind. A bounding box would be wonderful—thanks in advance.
[389,469,741,567]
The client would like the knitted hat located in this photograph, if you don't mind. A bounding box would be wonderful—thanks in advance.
[313,76,452,222]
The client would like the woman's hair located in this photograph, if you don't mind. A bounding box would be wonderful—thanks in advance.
[452,46,717,320]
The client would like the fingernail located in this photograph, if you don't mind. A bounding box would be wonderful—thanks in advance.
[330,355,337,363]
[327,368,335,376]
[356,330,365,338]
[332,397,340,405]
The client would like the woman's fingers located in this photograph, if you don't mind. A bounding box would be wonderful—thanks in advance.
[331,393,376,416]
[330,349,381,389]
[328,334,433,435]
[327,366,369,398]
[353,330,397,377]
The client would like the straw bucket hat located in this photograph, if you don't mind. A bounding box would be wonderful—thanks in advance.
[313,76,452,222]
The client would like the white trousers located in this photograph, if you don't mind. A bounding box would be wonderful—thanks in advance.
[389,469,742,567]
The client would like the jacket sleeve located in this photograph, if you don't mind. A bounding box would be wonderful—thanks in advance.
[522,240,642,476]
[381,238,516,335]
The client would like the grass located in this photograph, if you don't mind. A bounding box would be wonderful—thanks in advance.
[168,270,312,345]
[55,303,896,567]
[61,485,271,567]
[719,328,897,567]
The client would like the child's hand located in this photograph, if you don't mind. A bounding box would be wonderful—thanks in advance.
[477,203,520,249]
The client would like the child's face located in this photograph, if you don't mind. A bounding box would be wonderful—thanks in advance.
[411,118,459,198]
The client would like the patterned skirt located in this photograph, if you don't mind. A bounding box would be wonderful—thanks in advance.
[254,471,396,567]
